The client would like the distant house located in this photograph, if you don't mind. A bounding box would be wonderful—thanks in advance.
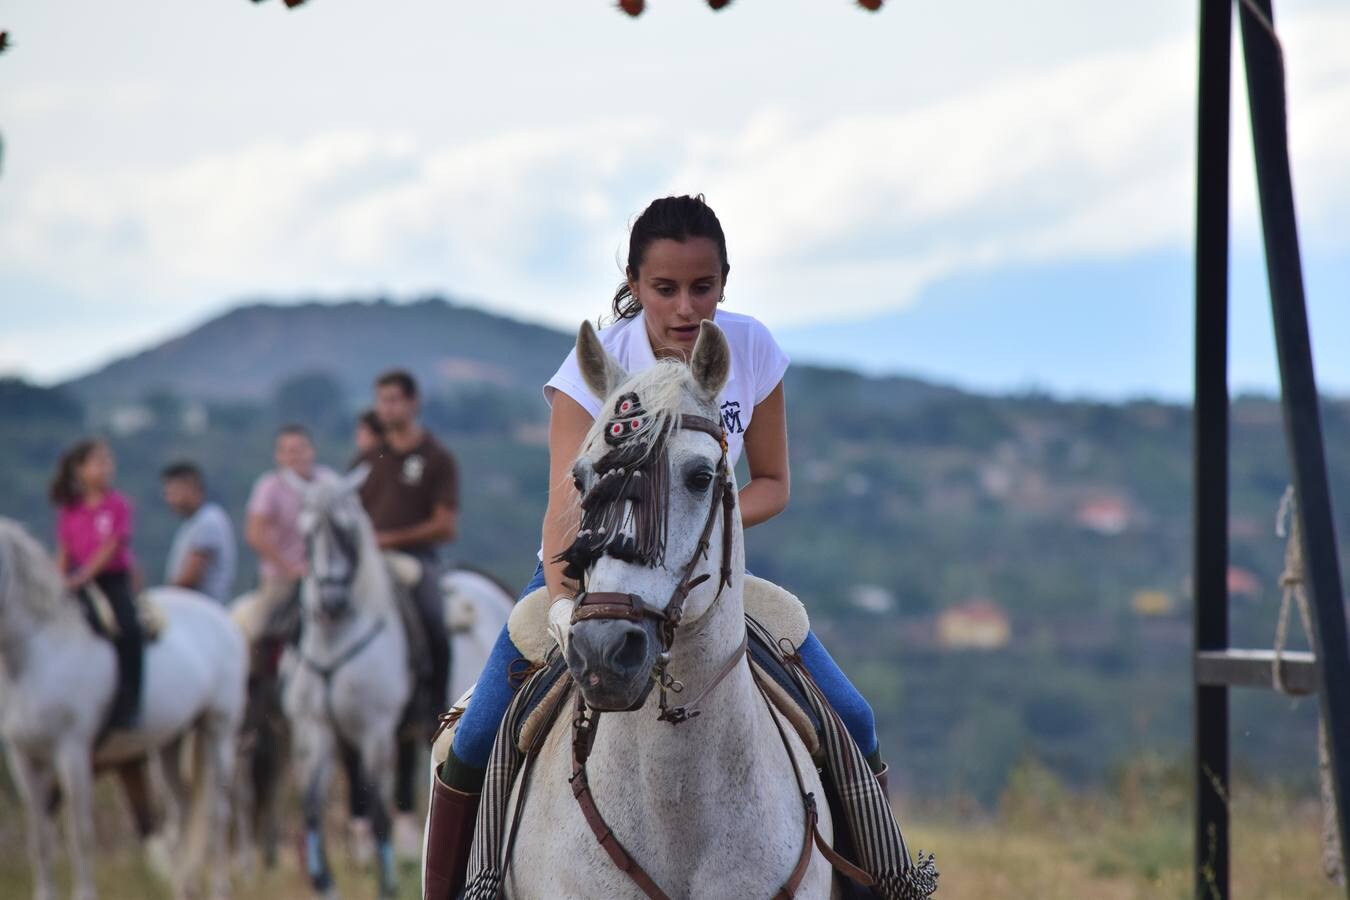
[108,403,154,436]
[1227,566,1261,598]
[937,599,1011,650]
[849,584,895,614]
[1074,495,1132,535]
[1132,589,1175,617]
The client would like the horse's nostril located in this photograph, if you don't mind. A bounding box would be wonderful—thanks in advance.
[612,628,647,672]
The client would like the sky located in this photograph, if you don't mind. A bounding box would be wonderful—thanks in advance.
[1,0,1347,399]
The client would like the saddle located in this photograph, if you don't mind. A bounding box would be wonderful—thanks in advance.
[431,575,822,766]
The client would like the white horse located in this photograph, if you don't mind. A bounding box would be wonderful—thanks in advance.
[441,567,515,704]
[505,322,837,898]
[280,468,411,899]
[0,517,245,900]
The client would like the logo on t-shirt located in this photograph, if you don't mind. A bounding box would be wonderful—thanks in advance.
[401,454,425,485]
[720,400,744,435]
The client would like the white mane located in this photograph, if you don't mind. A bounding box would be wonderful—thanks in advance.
[0,517,68,622]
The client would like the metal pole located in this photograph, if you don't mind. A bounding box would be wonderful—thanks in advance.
[1193,0,1231,896]
[1239,1,1350,889]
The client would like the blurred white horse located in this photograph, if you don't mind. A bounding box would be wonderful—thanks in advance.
[281,468,410,899]
[441,567,515,704]
[0,517,246,900]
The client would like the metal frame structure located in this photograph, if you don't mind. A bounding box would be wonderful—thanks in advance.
[1192,0,1350,897]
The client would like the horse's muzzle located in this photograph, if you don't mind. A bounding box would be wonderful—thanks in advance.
[316,583,352,620]
[566,618,660,711]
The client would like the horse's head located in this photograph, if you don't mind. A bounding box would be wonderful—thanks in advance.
[289,467,373,622]
[0,517,68,634]
[560,319,743,713]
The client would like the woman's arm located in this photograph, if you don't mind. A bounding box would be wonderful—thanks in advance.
[739,381,790,528]
[66,536,120,589]
[541,393,596,601]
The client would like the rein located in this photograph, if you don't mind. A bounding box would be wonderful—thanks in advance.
[298,617,387,684]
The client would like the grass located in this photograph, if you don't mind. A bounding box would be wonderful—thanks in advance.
[0,761,1343,898]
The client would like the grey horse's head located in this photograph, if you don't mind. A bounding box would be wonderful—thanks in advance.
[559,320,742,712]
[288,467,373,622]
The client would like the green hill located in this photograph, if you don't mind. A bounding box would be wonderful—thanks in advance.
[63,297,573,405]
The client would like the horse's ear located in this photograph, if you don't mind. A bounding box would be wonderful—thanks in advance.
[690,320,731,404]
[576,320,628,400]
[343,463,370,494]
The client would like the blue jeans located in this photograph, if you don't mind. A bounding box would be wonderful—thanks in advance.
[451,563,879,768]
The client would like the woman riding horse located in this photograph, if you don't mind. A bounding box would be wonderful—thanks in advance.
[429,195,886,894]
[51,438,143,731]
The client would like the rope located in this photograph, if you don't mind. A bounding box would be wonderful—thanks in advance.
[1272,486,1343,885]
[1272,487,1314,694]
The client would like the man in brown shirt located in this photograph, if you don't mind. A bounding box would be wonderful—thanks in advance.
[359,369,458,828]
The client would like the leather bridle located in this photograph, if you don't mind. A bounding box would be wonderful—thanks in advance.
[567,413,738,723]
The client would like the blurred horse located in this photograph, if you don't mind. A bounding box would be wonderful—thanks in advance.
[230,559,514,875]
[440,567,515,726]
[0,517,246,900]
[279,468,410,898]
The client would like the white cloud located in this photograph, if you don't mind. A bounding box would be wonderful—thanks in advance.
[2,6,1347,380]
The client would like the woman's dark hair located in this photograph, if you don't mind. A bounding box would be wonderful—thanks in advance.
[358,408,385,437]
[49,439,104,508]
[612,194,730,321]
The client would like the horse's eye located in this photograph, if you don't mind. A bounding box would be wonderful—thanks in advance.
[686,470,714,492]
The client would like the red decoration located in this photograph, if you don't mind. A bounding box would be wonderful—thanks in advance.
[857,0,883,10]
[708,0,733,9]
[282,0,307,6]
[611,424,624,436]
[618,0,644,17]
[630,419,641,429]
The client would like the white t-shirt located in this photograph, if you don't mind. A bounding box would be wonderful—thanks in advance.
[544,310,790,469]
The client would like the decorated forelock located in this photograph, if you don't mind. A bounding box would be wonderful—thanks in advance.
[556,391,672,582]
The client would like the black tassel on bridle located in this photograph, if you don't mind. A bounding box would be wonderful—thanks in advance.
[556,392,671,583]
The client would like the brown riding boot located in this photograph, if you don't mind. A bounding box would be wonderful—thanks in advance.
[423,769,481,900]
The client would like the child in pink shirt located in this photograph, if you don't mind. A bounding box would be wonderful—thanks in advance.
[51,439,142,730]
